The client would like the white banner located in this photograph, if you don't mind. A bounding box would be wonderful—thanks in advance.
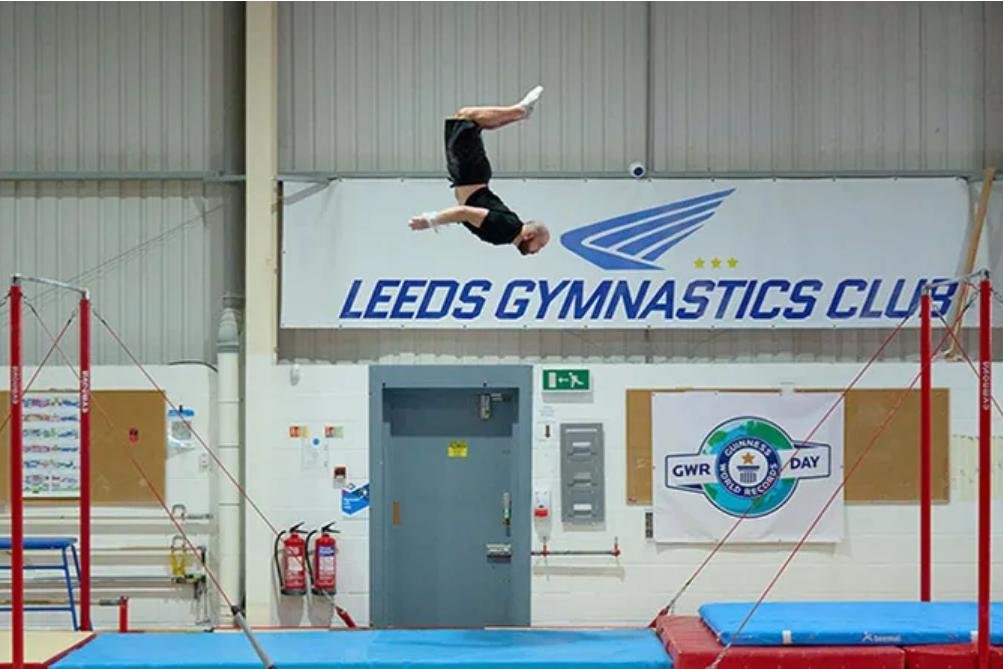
[652,392,844,544]
[281,178,970,329]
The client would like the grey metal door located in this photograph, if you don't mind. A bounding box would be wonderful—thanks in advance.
[379,385,523,627]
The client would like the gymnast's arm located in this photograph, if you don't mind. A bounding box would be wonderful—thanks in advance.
[409,206,488,231]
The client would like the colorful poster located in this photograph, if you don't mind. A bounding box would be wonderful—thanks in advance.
[652,391,844,543]
[22,391,81,498]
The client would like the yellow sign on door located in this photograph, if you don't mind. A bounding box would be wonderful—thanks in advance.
[447,440,469,458]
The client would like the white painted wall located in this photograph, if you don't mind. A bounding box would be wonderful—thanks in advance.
[8,358,998,630]
[246,361,1003,627]
[530,362,1003,625]
[0,364,215,630]
[247,364,370,627]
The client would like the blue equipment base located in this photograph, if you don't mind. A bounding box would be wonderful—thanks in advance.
[0,535,80,630]
[700,601,1003,646]
[54,629,672,669]
[0,536,77,550]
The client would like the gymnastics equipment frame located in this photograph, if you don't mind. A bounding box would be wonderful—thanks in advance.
[918,273,993,669]
[7,274,91,669]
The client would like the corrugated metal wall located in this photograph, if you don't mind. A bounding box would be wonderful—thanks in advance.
[2,2,1000,365]
[278,2,648,175]
[0,2,243,173]
[0,181,239,365]
[278,326,1000,365]
[0,2,244,365]
[278,1,1003,176]
[276,2,1003,364]
[651,2,993,173]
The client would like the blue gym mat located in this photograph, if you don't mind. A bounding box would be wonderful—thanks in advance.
[54,629,672,669]
[700,601,1003,646]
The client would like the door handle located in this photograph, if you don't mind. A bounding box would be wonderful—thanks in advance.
[486,543,512,559]
[392,500,401,526]
[502,492,511,527]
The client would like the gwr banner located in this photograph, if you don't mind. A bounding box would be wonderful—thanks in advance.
[281,178,969,329]
[652,392,844,544]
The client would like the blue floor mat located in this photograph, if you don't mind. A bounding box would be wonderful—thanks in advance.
[700,601,1003,646]
[53,629,672,669]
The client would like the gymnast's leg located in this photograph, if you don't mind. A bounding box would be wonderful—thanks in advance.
[454,85,544,130]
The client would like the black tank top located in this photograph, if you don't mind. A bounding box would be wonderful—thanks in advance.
[462,187,523,245]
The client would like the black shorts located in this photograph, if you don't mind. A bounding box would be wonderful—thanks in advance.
[444,118,492,186]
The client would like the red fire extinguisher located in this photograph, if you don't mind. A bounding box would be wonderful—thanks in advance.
[306,521,339,595]
[274,522,308,596]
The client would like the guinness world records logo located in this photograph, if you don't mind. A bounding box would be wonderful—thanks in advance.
[701,416,796,517]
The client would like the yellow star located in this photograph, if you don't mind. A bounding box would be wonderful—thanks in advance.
[694,258,705,269]
[741,452,755,465]
[710,257,722,269]
[727,257,738,269]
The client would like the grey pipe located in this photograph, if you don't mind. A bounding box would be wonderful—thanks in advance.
[232,607,275,669]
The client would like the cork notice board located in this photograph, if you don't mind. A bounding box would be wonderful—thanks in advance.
[1,390,166,505]
[626,388,949,505]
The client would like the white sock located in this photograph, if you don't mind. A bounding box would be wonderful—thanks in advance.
[517,85,544,118]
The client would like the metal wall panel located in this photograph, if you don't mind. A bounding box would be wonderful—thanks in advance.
[981,2,1003,168]
[651,2,992,174]
[0,2,244,173]
[277,1,998,176]
[278,327,1003,365]
[273,1,1002,364]
[276,326,1003,363]
[278,1,649,175]
[0,182,242,365]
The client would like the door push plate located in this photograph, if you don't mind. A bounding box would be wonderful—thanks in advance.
[485,543,512,559]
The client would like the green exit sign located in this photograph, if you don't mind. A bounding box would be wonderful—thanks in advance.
[542,369,591,392]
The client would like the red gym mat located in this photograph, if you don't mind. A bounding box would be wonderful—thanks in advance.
[903,644,1003,669]
[655,615,905,669]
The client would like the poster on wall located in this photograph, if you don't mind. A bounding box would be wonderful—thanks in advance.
[341,483,370,516]
[281,178,972,329]
[22,391,81,498]
[652,392,844,544]
[167,407,196,451]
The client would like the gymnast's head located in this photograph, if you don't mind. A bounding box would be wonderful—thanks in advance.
[517,221,550,255]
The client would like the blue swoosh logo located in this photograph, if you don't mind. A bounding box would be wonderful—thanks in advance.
[561,189,735,269]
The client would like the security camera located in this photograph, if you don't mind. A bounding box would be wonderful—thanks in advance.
[629,162,647,179]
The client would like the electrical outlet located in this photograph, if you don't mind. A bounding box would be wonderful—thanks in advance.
[199,453,210,471]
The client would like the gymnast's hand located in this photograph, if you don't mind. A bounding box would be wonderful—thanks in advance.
[410,207,487,233]
[409,215,432,231]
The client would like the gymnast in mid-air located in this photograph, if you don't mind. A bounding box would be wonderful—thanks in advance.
[409,86,551,255]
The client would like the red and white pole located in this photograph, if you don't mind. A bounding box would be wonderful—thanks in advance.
[920,292,932,602]
[977,278,991,669]
[79,294,92,631]
[9,281,24,669]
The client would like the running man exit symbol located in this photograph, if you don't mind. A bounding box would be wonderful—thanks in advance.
[542,369,591,392]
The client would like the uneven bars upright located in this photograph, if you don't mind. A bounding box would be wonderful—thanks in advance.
[919,292,932,602]
[8,274,91,644]
[9,278,24,669]
[977,277,991,669]
[79,294,91,630]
